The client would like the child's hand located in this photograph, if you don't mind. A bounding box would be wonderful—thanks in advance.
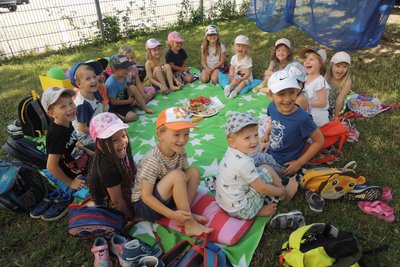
[205,67,212,75]
[184,67,190,72]
[259,142,269,153]
[172,210,192,226]
[70,176,86,190]
[283,160,303,176]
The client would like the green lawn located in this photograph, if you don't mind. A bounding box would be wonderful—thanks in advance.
[0,14,399,267]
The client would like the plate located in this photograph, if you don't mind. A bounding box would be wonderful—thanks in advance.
[192,107,218,118]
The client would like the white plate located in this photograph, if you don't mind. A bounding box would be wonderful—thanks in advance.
[192,107,218,118]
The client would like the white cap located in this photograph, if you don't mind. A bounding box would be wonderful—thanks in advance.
[205,25,218,35]
[268,70,300,93]
[299,47,327,62]
[331,51,351,65]
[234,35,250,46]
[41,86,75,112]
[145,38,162,50]
[275,38,291,49]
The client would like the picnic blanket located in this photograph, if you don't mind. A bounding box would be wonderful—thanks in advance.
[127,80,272,266]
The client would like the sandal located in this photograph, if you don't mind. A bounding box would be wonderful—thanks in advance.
[270,210,306,230]
[345,185,382,201]
[357,201,395,222]
[305,191,325,213]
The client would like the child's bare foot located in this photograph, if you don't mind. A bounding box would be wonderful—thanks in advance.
[193,214,208,225]
[257,203,278,216]
[285,177,298,201]
[184,219,213,237]
[170,85,181,91]
[161,89,169,95]
[144,107,155,114]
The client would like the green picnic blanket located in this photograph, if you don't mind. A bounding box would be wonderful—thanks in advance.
[127,79,272,266]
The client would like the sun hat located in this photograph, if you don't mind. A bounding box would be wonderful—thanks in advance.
[167,31,184,43]
[225,112,258,137]
[284,62,307,83]
[331,51,351,65]
[89,112,129,141]
[234,35,250,46]
[299,47,327,62]
[69,61,103,87]
[205,25,218,35]
[109,54,135,70]
[275,38,291,49]
[268,70,300,94]
[156,107,197,130]
[41,86,76,112]
[145,38,162,50]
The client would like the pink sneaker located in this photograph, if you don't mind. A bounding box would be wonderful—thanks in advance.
[91,236,113,267]
[110,234,127,266]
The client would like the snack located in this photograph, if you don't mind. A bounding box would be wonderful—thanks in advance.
[192,96,212,106]
[189,100,205,112]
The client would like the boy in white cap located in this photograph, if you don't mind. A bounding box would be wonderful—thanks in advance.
[216,112,298,220]
[132,107,213,237]
[253,70,324,179]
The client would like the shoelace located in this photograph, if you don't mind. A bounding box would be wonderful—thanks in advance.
[95,249,109,263]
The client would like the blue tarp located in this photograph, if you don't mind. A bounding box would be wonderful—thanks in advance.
[247,0,396,50]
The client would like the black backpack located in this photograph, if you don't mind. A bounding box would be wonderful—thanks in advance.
[136,64,146,82]
[18,90,50,138]
[0,158,49,212]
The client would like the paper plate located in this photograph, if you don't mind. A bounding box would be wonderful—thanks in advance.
[192,107,218,118]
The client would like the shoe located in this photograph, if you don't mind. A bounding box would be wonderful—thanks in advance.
[345,185,382,201]
[264,196,280,205]
[91,236,113,267]
[6,120,23,135]
[305,191,325,213]
[228,90,237,98]
[110,234,127,266]
[41,192,73,221]
[137,256,165,267]
[121,239,162,267]
[224,85,231,97]
[30,189,62,219]
[270,210,306,230]
[381,187,392,201]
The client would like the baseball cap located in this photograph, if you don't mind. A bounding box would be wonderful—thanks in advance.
[284,62,307,83]
[268,70,300,94]
[225,112,258,137]
[41,86,76,112]
[331,51,351,65]
[156,107,197,130]
[167,31,184,43]
[205,25,218,35]
[109,54,135,69]
[299,47,327,62]
[89,112,129,141]
[146,38,162,50]
[275,38,291,49]
[234,35,250,46]
[69,61,103,87]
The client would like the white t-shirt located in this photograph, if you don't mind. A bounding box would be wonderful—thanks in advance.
[216,147,259,213]
[230,54,253,82]
[204,43,226,69]
[305,75,330,127]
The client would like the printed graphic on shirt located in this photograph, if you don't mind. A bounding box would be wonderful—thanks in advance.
[270,120,285,150]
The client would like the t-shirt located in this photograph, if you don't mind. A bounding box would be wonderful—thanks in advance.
[267,102,317,166]
[127,65,138,86]
[230,55,253,82]
[203,43,226,69]
[131,146,188,202]
[305,75,330,126]
[46,121,80,178]
[165,48,188,67]
[106,75,128,100]
[215,147,261,213]
[268,59,293,72]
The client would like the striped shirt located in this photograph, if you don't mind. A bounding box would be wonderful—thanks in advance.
[131,145,188,202]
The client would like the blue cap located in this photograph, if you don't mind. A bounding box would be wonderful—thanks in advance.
[69,61,103,87]
[285,62,307,83]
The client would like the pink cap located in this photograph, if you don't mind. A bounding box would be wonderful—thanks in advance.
[145,38,162,50]
[89,112,129,141]
[167,31,184,43]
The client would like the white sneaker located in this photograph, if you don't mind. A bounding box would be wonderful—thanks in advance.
[224,85,231,97]
[229,90,237,98]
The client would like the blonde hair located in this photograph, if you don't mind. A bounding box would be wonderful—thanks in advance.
[270,44,293,67]
[303,51,326,76]
[231,43,250,59]
[75,64,95,86]
[119,44,133,55]
[325,62,351,89]
[201,34,222,60]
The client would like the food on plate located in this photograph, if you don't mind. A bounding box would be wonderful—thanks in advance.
[192,96,212,106]
[189,100,205,112]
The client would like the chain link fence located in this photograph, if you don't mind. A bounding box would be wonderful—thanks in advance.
[0,0,246,59]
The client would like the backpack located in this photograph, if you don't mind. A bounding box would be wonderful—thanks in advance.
[136,64,146,82]
[0,158,49,212]
[67,200,127,239]
[161,235,231,267]
[18,90,50,138]
[299,162,365,199]
[277,223,362,267]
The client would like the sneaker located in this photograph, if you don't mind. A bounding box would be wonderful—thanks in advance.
[305,191,325,213]
[121,239,162,267]
[110,234,127,266]
[30,189,62,219]
[224,85,231,97]
[137,256,165,267]
[228,90,237,98]
[345,184,382,201]
[6,120,23,135]
[270,210,306,230]
[91,236,113,267]
[41,192,73,221]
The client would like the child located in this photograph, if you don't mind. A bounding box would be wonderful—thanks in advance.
[87,112,135,221]
[106,54,137,122]
[119,44,156,114]
[131,107,213,237]
[200,25,226,84]
[96,70,109,112]
[216,112,298,220]
[224,35,253,98]
[70,61,104,150]
[325,51,352,119]
[41,86,86,191]
[254,70,324,178]
[299,47,331,127]
[145,38,181,94]
[255,38,294,92]
[284,61,309,112]
[165,31,194,84]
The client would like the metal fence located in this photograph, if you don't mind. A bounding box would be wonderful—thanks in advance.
[0,0,245,58]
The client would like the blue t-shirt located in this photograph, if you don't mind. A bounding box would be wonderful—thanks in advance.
[267,102,317,165]
[165,48,188,67]
[106,75,128,100]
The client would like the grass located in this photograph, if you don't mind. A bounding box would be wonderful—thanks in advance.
[1,13,400,267]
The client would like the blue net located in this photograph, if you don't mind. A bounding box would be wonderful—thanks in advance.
[247,0,396,50]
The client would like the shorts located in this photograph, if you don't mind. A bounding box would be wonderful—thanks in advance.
[173,71,191,80]
[251,146,286,178]
[134,185,175,221]
[109,104,133,117]
[228,167,273,220]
